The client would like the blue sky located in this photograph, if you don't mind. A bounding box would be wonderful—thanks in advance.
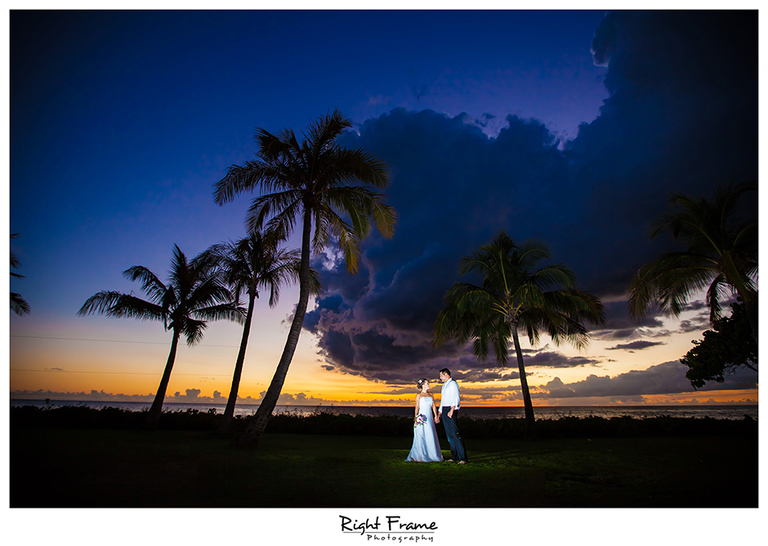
[8,10,758,407]
[11,10,607,311]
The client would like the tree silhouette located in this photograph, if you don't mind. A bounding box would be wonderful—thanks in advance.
[10,233,30,315]
[214,109,396,447]
[212,230,317,433]
[629,179,757,338]
[78,245,244,429]
[435,233,605,437]
[681,301,757,389]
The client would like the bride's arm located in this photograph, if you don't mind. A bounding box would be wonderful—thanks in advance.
[414,394,420,418]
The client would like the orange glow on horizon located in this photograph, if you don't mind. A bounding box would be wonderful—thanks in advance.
[9,310,758,409]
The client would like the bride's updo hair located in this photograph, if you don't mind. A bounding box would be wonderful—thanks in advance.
[416,378,429,392]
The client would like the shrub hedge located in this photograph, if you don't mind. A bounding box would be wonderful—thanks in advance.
[10,405,757,439]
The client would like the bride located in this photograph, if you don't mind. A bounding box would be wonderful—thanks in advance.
[405,378,444,462]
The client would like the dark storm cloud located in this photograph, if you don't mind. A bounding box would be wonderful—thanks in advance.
[542,360,758,399]
[455,368,519,383]
[607,340,665,351]
[567,11,757,296]
[304,11,757,384]
[591,300,715,342]
[589,301,665,341]
[677,314,712,334]
[523,351,601,368]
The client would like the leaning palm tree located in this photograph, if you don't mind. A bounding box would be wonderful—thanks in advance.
[628,179,757,338]
[214,109,396,447]
[10,233,30,315]
[212,230,318,433]
[78,244,244,429]
[434,232,605,438]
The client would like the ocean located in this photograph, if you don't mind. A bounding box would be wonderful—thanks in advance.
[10,399,758,421]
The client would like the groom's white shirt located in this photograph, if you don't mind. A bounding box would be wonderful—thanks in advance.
[440,378,461,409]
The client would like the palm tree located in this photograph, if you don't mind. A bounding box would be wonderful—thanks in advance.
[212,230,317,433]
[434,232,605,438]
[214,109,396,447]
[10,233,30,315]
[628,179,757,338]
[78,244,244,429]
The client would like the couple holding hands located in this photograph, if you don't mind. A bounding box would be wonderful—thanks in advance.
[405,368,468,465]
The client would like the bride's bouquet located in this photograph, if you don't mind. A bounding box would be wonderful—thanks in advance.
[414,414,427,427]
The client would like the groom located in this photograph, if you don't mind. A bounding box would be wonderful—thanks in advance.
[437,368,467,464]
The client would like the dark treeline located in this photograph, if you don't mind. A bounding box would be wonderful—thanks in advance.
[10,405,757,440]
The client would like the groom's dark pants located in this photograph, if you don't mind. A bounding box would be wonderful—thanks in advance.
[441,407,467,462]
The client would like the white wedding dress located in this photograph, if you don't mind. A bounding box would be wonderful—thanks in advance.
[405,396,444,462]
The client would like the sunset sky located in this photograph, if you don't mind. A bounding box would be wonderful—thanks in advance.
[8,9,759,409]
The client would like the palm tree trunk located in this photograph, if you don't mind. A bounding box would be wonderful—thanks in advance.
[234,209,313,447]
[217,292,256,434]
[143,329,181,430]
[511,327,536,438]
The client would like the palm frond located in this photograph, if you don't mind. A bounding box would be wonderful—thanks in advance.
[370,196,397,239]
[106,295,167,322]
[304,109,352,154]
[123,266,167,304]
[78,291,165,321]
[516,239,552,271]
[628,252,719,318]
[193,301,245,324]
[435,281,502,347]
[214,160,267,205]
[515,283,546,309]
[167,244,194,296]
[524,320,540,348]
[732,221,758,256]
[185,273,236,313]
[247,192,302,239]
[261,249,304,306]
[459,252,495,277]
[491,322,512,365]
[330,215,363,274]
[540,289,606,322]
[180,317,207,346]
[325,187,373,239]
[217,231,304,308]
[472,333,489,362]
[321,185,396,242]
[333,147,391,189]
[715,179,757,231]
[11,292,30,315]
[256,128,299,162]
[10,233,23,273]
[530,264,576,290]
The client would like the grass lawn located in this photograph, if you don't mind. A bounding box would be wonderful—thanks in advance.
[10,427,757,508]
